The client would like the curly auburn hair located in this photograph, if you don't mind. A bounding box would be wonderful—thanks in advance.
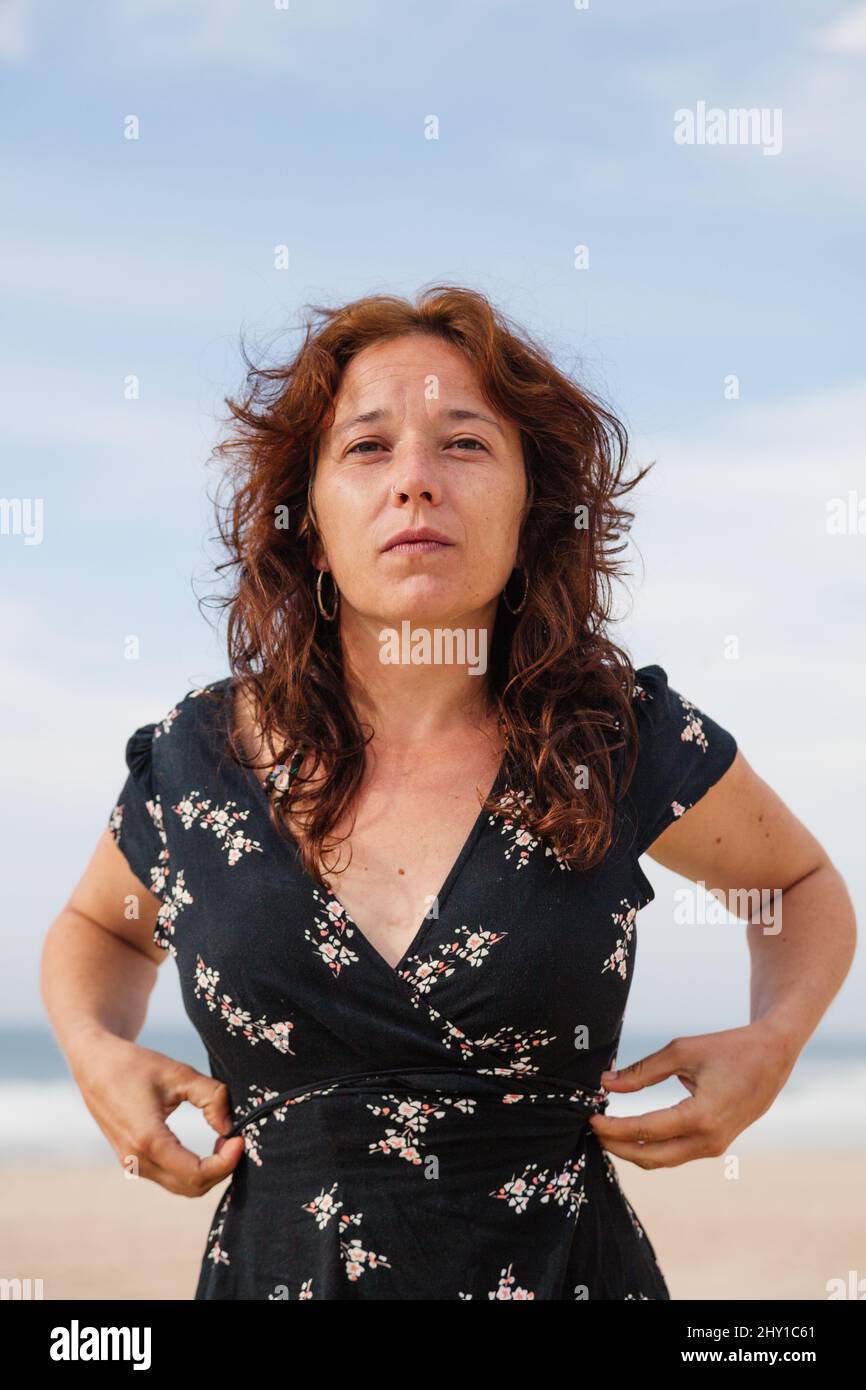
[203,283,652,887]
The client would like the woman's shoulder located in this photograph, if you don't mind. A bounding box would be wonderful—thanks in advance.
[165,677,232,732]
[125,677,232,779]
[628,662,730,753]
[616,660,738,856]
[603,662,676,749]
[630,661,672,709]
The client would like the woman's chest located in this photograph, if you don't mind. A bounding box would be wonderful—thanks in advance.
[168,784,650,1092]
[311,766,502,970]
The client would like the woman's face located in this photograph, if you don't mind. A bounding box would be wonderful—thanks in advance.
[310,333,527,626]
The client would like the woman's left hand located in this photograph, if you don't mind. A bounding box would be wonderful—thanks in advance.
[588,1019,800,1168]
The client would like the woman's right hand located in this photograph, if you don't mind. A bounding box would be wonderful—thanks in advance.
[71,1027,246,1196]
[43,829,246,1195]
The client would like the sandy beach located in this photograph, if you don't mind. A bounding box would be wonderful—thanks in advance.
[3,1151,863,1301]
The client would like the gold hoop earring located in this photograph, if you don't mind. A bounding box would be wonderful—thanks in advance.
[316,568,339,621]
[501,566,528,615]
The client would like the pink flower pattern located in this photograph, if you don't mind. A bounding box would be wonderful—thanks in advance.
[601,899,638,983]
[491,1153,588,1221]
[193,954,295,1054]
[173,793,263,866]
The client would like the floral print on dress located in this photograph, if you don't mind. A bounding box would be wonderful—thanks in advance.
[306,888,360,977]
[230,1080,342,1164]
[394,927,565,1075]
[230,1084,288,1165]
[398,925,508,997]
[193,954,295,1054]
[459,1264,536,1300]
[393,920,539,1077]
[108,790,190,956]
[677,694,709,752]
[152,687,208,738]
[339,1213,391,1282]
[268,1278,314,1300]
[173,793,263,866]
[204,1189,232,1267]
[488,788,570,871]
[622,664,737,861]
[469,1024,557,1074]
[491,1152,588,1221]
[601,899,638,982]
[153,867,194,955]
[367,1093,476,1165]
[413,1000,556,1070]
[302,1183,343,1229]
[501,1080,608,1114]
[153,706,182,738]
[108,795,170,898]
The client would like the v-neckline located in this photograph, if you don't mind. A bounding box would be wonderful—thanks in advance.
[219,676,509,978]
[320,753,507,977]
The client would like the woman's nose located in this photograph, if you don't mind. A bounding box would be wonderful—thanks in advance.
[387,437,442,501]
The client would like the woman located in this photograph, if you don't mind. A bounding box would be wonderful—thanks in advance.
[41,286,855,1301]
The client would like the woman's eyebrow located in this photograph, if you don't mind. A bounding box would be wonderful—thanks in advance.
[334,408,387,436]
[333,406,505,436]
[444,408,505,435]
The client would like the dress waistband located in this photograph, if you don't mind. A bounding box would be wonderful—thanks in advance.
[225,1064,610,1139]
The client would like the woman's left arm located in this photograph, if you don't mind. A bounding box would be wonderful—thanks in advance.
[589,749,857,1167]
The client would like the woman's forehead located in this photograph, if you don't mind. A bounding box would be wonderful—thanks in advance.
[339,335,480,390]
[329,340,506,430]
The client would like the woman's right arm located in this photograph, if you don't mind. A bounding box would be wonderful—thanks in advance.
[39,828,245,1195]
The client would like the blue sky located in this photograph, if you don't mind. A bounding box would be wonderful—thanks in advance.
[2,0,863,1042]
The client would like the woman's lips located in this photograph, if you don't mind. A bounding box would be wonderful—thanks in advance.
[384,540,452,555]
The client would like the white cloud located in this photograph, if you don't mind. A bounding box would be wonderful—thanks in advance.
[0,0,34,62]
[103,0,524,77]
[633,378,866,502]
[813,3,866,53]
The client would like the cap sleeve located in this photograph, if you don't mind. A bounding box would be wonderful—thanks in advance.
[107,722,169,901]
[621,664,738,858]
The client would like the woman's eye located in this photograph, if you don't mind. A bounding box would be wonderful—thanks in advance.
[347,440,384,455]
[450,437,487,451]
[347,437,487,456]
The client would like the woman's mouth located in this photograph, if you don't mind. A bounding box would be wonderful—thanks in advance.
[385,539,451,555]
[381,527,455,554]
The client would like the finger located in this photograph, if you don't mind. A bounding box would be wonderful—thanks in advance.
[590,1097,698,1145]
[164,1070,234,1135]
[129,1151,209,1198]
[214,1132,245,1159]
[595,1135,710,1169]
[146,1125,245,1193]
[600,1038,686,1091]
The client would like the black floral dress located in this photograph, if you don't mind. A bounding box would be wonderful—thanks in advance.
[107,664,737,1301]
